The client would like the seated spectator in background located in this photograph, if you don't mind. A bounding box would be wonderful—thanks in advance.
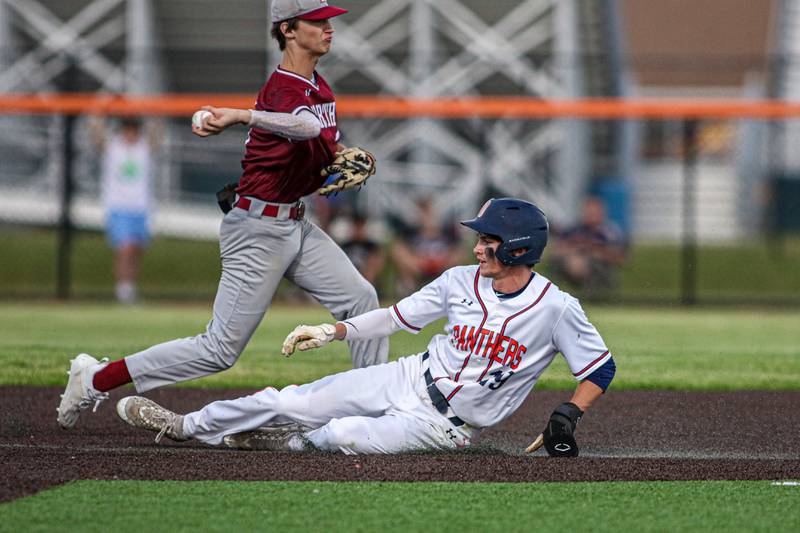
[548,196,628,297]
[307,183,363,234]
[309,190,350,234]
[391,198,462,296]
[340,212,385,286]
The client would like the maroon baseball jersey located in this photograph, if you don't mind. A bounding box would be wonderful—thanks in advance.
[237,66,340,203]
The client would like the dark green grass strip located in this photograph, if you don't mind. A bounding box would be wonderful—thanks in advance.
[2,228,799,303]
[1,480,798,533]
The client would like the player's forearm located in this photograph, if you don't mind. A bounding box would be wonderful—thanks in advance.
[569,380,604,412]
[248,109,321,139]
[334,308,400,341]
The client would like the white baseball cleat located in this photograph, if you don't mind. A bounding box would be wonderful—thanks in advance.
[56,353,109,429]
[116,396,187,444]
[223,423,308,451]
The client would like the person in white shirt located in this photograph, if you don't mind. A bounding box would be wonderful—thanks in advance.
[99,117,154,304]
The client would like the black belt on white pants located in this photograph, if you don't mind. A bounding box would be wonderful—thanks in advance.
[422,352,465,427]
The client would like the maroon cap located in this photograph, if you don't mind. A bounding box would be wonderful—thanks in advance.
[271,0,348,23]
[297,5,348,21]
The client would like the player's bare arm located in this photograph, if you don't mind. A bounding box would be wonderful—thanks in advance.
[192,106,249,136]
[192,105,322,140]
[526,362,615,457]
[569,379,604,411]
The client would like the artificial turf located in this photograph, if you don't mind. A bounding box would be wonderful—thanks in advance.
[0,302,798,390]
[1,480,798,533]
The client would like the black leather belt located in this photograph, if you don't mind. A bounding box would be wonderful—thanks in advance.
[422,352,465,427]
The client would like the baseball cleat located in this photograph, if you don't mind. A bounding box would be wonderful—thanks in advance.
[116,396,187,444]
[223,423,307,451]
[57,353,109,429]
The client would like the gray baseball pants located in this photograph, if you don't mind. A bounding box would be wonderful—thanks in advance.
[125,200,388,392]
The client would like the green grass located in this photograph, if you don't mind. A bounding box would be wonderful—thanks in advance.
[1,480,798,532]
[616,240,800,303]
[2,229,798,531]
[0,302,798,390]
[0,227,222,298]
[2,227,799,303]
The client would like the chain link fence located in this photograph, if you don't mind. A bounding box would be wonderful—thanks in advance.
[1,106,798,304]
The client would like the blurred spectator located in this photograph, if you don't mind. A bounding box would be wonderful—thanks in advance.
[391,198,462,296]
[340,212,385,286]
[308,188,356,233]
[548,196,628,297]
[91,117,157,304]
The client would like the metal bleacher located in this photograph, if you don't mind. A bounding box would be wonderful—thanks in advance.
[0,0,630,237]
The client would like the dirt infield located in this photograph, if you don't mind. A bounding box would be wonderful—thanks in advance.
[2,386,798,502]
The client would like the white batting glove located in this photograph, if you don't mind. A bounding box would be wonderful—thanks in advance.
[281,324,337,357]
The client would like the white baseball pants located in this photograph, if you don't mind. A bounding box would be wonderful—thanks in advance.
[125,203,388,392]
[182,353,475,454]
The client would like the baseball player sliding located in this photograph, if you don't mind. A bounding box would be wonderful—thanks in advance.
[116,198,617,456]
[57,0,387,430]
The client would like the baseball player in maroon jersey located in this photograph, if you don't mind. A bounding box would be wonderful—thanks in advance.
[57,0,388,429]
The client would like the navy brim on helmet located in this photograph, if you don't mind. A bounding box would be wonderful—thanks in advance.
[460,218,503,240]
[461,198,549,266]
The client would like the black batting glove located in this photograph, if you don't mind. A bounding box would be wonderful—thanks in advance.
[542,402,583,457]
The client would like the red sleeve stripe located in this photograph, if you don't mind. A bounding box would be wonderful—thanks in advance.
[573,351,610,377]
[392,304,421,331]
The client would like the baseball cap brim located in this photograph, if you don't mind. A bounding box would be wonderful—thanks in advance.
[296,6,348,21]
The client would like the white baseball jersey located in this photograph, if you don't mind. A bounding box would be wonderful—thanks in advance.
[389,265,611,429]
[180,265,611,454]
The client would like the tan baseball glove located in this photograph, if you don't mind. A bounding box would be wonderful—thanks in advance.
[318,147,376,196]
[281,323,337,357]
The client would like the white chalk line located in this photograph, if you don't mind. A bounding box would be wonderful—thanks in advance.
[0,442,231,455]
[582,449,800,461]
[1,442,798,461]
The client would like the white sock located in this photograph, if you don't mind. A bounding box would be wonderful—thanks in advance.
[82,360,110,399]
[115,281,137,303]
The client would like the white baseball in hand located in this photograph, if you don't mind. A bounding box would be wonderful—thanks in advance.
[192,110,213,130]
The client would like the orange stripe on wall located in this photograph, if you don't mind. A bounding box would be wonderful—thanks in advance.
[2,94,800,119]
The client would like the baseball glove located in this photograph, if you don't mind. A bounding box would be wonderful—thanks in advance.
[524,402,583,457]
[281,323,336,357]
[317,147,376,196]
